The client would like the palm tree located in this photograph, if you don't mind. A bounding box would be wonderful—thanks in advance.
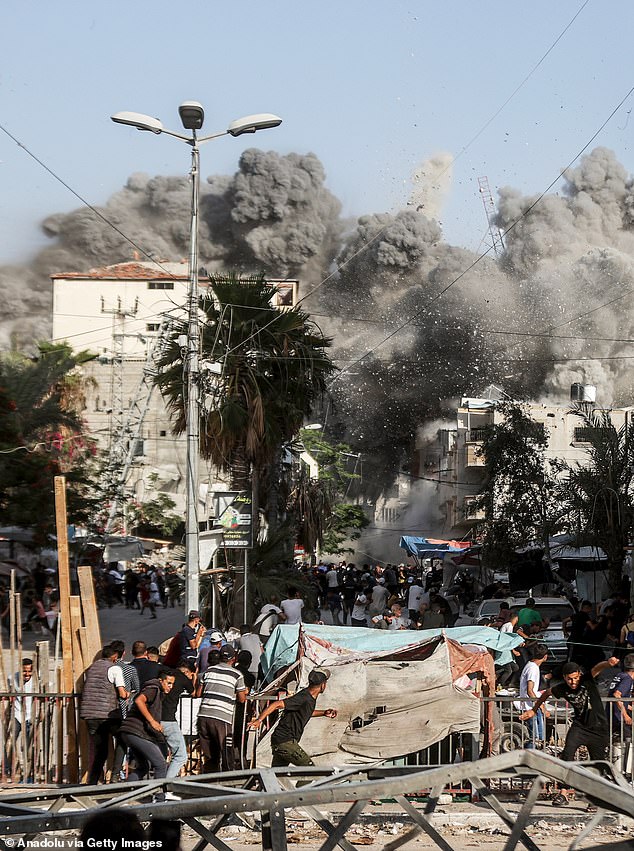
[559,406,634,592]
[155,273,336,529]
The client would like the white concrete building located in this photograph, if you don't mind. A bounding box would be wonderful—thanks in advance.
[51,261,298,525]
[418,388,634,539]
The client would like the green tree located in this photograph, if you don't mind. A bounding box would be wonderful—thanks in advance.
[290,429,369,556]
[474,402,561,570]
[559,407,634,592]
[155,273,336,530]
[0,343,97,538]
[125,474,183,539]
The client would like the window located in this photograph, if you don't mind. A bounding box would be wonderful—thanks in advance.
[148,281,174,290]
[131,439,145,458]
[159,430,167,437]
[146,323,160,332]
[573,426,610,443]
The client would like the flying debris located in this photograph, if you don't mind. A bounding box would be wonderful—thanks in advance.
[2,146,634,490]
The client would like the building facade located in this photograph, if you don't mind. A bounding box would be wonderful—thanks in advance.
[418,389,634,540]
[51,261,298,526]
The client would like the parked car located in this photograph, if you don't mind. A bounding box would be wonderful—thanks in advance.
[512,596,576,663]
[465,598,514,624]
[464,595,575,664]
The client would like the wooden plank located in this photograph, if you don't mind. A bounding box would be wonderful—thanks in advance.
[77,565,101,661]
[69,594,90,785]
[53,475,78,783]
[78,628,91,671]
[54,477,74,694]
[9,574,16,693]
[69,596,84,685]
[36,641,50,693]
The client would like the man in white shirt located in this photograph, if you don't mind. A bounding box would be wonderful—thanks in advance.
[325,565,340,590]
[500,612,519,634]
[351,593,368,627]
[12,658,35,736]
[518,643,548,748]
[388,603,409,630]
[239,624,263,676]
[407,578,427,626]
[281,587,304,625]
[253,596,285,643]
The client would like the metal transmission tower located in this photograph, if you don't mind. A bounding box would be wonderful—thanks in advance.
[100,295,139,453]
[477,176,505,259]
[101,314,175,533]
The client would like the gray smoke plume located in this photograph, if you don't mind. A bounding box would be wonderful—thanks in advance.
[4,144,634,490]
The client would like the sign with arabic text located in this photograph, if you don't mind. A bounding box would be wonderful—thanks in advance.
[212,491,253,548]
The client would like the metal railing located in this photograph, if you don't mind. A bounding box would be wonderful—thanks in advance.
[0,692,631,788]
[0,692,80,784]
[484,695,633,785]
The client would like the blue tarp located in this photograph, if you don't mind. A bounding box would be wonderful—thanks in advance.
[262,623,522,681]
[399,536,470,559]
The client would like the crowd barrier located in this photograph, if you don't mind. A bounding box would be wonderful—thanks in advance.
[0,693,631,787]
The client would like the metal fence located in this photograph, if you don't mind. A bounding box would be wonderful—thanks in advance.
[0,692,631,788]
[485,695,633,785]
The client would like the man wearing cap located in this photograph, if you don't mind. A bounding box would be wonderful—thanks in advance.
[350,590,368,627]
[368,578,389,617]
[198,629,226,675]
[179,610,204,663]
[249,670,337,766]
[196,646,248,772]
[520,656,620,762]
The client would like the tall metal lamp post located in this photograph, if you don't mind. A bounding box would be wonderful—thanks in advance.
[111,102,282,613]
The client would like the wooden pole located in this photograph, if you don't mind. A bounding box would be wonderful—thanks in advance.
[15,594,28,781]
[8,573,16,779]
[54,477,74,694]
[36,641,50,693]
[69,596,84,686]
[53,475,78,783]
[77,565,101,662]
[0,624,8,781]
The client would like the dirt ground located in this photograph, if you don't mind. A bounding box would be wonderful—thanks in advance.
[180,817,633,850]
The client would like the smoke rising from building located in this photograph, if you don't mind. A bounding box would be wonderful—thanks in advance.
[3,145,634,486]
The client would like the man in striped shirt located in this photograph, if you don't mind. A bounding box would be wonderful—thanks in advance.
[196,645,248,772]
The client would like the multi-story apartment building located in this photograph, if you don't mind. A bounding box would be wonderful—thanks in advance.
[418,386,634,540]
[51,261,298,524]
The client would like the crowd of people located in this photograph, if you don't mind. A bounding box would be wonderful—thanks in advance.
[7,554,634,787]
[75,603,339,791]
[473,593,634,779]
[278,561,459,630]
[95,562,184,613]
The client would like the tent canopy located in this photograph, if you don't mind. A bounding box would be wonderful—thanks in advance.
[257,624,520,766]
[400,536,471,560]
[262,623,522,681]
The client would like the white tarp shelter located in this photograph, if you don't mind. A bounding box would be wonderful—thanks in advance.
[255,625,509,766]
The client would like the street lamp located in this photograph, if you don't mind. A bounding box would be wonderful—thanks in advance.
[112,101,282,613]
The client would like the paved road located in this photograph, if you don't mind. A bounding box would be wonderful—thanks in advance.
[97,602,186,649]
[9,602,187,660]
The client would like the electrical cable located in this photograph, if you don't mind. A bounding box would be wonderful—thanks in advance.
[0,122,178,277]
[322,81,634,388]
[296,0,593,308]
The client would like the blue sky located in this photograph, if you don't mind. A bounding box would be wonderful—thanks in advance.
[1,0,633,263]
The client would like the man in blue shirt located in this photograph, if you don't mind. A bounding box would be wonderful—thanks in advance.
[608,653,634,777]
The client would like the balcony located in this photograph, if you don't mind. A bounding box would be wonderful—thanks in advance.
[466,428,488,442]
[465,443,485,467]
[463,496,485,521]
